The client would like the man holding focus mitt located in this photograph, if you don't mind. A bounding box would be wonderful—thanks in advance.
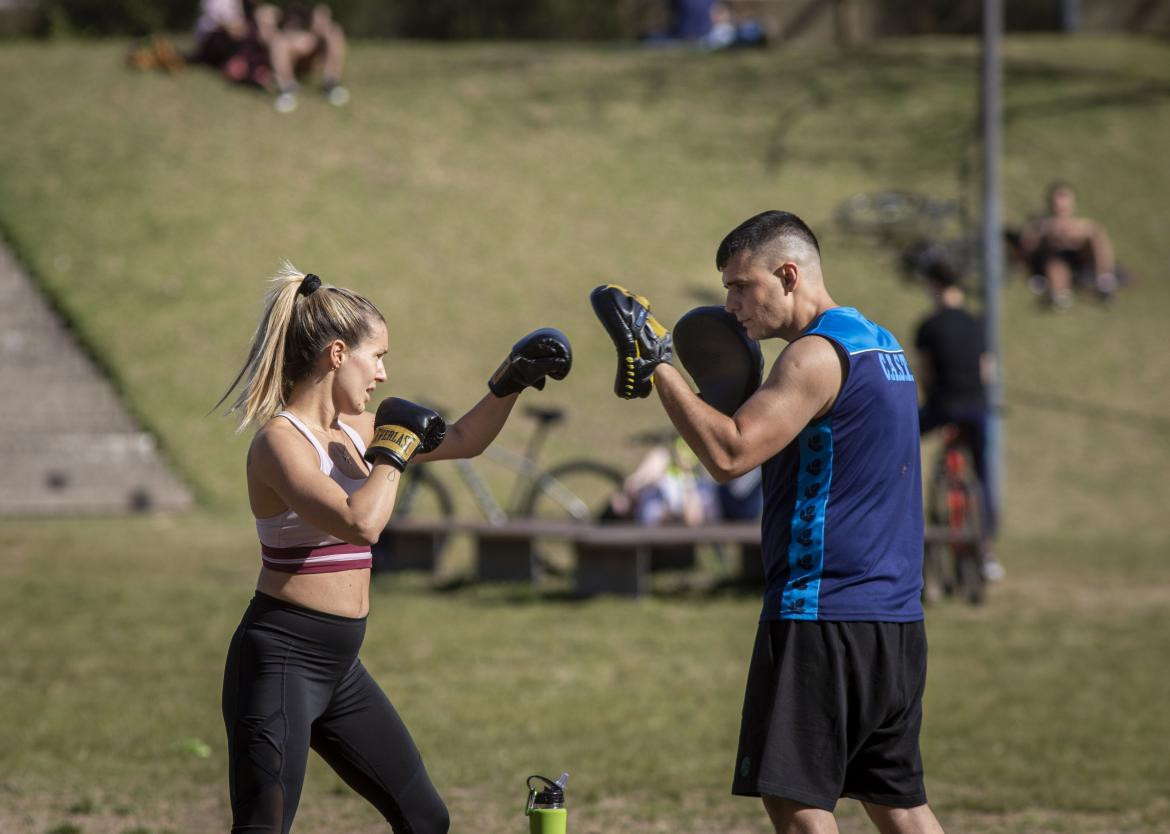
[590,211,944,834]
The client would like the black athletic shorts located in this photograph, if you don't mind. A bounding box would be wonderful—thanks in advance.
[731,619,928,811]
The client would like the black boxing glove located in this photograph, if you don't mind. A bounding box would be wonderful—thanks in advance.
[488,327,573,397]
[364,398,446,471]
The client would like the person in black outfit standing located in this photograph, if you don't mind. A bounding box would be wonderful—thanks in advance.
[914,261,1001,580]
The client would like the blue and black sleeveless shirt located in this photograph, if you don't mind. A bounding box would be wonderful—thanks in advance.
[760,307,924,622]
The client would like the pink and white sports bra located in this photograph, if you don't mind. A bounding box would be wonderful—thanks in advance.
[255,411,374,574]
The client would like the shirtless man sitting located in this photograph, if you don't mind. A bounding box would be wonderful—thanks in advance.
[1018,181,1117,308]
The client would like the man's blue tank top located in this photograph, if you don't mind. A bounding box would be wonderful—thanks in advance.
[760,307,924,622]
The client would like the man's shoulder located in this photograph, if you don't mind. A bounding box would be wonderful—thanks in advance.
[805,306,903,355]
[777,331,843,378]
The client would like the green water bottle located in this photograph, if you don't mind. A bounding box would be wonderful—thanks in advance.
[525,773,569,834]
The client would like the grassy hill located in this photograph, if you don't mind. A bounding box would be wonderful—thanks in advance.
[1,36,1168,834]
[1,36,1168,535]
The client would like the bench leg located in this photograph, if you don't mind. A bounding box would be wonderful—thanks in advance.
[372,530,441,573]
[649,544,697,572]
[476,535,536,582]
[573,542,648,597]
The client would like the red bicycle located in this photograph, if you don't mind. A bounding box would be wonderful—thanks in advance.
[922,424,987,605]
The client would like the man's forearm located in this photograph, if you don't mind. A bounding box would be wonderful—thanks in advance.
[654,365,742,482]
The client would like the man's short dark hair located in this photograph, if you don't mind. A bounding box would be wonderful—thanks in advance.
[715,210,821,271]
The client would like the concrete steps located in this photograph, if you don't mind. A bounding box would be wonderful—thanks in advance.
[0,239,192,515]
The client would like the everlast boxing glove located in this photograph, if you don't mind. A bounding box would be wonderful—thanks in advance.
[364,398,446,471]
[590,284,673,399]
[488,327,573,397]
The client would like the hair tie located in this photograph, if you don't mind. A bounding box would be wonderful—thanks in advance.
[297,273,322,297]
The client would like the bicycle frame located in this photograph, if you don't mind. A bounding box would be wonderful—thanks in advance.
[942,436,971,530]
[450,444,544,525]
[923,423,986,605]
[421,406,611,523]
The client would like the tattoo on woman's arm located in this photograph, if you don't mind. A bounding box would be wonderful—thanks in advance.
[386,469,398,483]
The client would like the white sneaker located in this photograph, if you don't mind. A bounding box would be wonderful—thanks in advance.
[274,91,298,114]
[325,84,350,107]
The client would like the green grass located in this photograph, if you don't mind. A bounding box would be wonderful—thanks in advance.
[1,35,1169,833]
[2,518,1169,833]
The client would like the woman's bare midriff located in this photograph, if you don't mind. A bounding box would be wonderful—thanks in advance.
[257,566,372,618]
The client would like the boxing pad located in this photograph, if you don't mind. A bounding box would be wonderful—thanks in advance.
[673,306,764,416]
[590,284,673,399]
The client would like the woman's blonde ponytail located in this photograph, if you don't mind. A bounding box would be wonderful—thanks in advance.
[215,263,382,432]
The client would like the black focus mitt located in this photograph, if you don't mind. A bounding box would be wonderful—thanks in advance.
[590,284,673,399]
[673,306,764,416]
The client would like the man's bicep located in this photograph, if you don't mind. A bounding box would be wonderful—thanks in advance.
[732,338,842,464]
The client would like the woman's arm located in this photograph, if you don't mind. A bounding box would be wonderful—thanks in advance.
[394,326,572,463]
[412,391,519,462]
[250,422,402,546]
[349,392,517,463]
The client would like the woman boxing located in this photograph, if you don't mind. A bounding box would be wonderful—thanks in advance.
[215,264,570,833]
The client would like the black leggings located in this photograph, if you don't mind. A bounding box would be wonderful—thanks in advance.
[222,592,449,833]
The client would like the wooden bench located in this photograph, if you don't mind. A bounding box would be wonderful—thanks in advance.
[567,523,974,597]
[373,518,588,581]
[374,518,973,599]
[571,522,761,597]
[371,518,451,574]
[373,517,760,593]
[462,519,585,582]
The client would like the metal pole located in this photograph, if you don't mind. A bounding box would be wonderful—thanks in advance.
[981,0,1003,533]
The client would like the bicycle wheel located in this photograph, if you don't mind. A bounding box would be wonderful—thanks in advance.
[950,480,986,606]
[923,464,956,601]
[955,541,986,605]
[927,449,986,606]
[372,466,455,572]
[921,539,949,604]
[396,466,455,521]
[520,460,625,522]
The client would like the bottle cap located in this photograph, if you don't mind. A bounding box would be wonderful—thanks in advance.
[526,773,569,809]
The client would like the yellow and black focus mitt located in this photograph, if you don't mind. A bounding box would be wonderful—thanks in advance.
[673,306,764,416]
[589,284,673,399]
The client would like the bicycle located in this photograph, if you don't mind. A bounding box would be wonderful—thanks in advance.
[834,189,979,285]
[377,404,625,565]
[922,423,987,605]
